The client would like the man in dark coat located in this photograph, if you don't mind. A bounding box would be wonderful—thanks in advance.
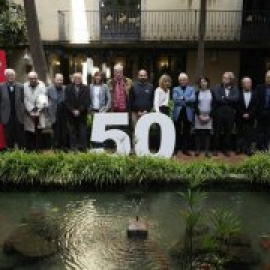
[0,69,25,149]
[212,72,239,156]
[65,72,90,151]
[236,77,258,156]
[255,70,270,151]
[47,73,67,150]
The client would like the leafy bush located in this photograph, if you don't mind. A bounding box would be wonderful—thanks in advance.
[0,151,270,188]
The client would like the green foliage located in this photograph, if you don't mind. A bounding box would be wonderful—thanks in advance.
[0,151,270,188]
[0,1,26,47]
[237,153,270,184]
[179,188,241,269]
[209,208,240,241]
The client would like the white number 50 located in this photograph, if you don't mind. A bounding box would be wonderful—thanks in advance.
[91,113,175,158]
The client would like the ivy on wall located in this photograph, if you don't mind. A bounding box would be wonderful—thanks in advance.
[0,0,26,47]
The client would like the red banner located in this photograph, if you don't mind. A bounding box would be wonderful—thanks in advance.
[0,50,7,83]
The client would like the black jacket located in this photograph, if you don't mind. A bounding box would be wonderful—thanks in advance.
[212,84,239,117]
[65,84,90,122]
[129,81,154,112]
[236,89,258,122]
[255,84,270,119]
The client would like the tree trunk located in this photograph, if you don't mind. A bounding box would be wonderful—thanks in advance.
[23,0,48,84]
[196,0,207,79]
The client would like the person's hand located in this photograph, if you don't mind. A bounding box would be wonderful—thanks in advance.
[199,115,210,124]
[73,110,80,117]
[243,113,249,119]
[141,111,147,116]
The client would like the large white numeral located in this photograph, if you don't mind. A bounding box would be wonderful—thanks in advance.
[91,113,131,155]
[135,113,175,158]
[91,112,175,158]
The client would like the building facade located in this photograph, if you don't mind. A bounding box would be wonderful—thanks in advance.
[10,0,270,86]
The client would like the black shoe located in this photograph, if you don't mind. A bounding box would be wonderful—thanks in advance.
[183,150,192,156]
[245,149,253,156]
[236,149,242,155]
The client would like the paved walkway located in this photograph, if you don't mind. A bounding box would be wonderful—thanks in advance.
[173,151,247,165]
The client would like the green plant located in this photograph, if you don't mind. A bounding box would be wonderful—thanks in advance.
[0,1,26,47]
[179,189,207,269]
[209,208,240,253]
[237,153,270,184]
[0,151,270,189]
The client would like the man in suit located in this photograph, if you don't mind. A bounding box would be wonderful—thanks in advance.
[65,72,90,151]
[0,69,25,149]
[173,72,195,156]
[236,77,258,156]
[255,70,270,151]
[47,73,67,150]
[212,72,239,156]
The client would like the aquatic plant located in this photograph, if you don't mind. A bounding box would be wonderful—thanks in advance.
[209,208,240,252]
[179,187,207,269]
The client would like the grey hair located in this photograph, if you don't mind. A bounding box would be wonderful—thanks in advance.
[178,72,188,80]
[4,69,16,76]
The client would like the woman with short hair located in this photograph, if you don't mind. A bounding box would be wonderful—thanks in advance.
[89,71,111,113]
[153,74,171,115]
[194,76,215,157]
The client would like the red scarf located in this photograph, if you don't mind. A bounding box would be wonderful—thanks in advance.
[113,76,127,112]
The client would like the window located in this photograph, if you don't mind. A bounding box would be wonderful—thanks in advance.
[100,0,140,10]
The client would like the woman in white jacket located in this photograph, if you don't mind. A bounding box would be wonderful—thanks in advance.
[153,74,171,115]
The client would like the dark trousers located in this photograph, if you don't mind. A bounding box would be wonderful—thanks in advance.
[159,106,170,116]
[195,130,211,153]
[3,116,25,149]
[237,119,255,152]
[25,129,43,151]
[53,121,68,150]
[213,114,234,152]
[68,121,87,151]
[174,108,192,151]
[53,107,68,150]
[256,117,270,150]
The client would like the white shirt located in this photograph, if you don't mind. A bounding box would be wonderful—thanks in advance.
[225,87,230,97]
[154,87,170,113]
[92,86,101,110]
[243,91,251,108]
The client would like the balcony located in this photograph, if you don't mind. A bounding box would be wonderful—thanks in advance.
[57,10,269,44]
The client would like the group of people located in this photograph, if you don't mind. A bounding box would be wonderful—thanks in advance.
[1,64,270,157]
[152,71,270,157]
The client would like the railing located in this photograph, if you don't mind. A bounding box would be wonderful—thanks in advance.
[241,11,270,41]
[57,10,269,43]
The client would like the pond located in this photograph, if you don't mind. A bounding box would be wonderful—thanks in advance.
[0,191,269,269]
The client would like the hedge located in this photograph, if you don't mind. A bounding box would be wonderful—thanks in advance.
[0,151,270,189]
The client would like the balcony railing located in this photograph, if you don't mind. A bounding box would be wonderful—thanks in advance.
[57,10,269,43]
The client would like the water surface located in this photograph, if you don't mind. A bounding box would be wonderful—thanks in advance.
[0,191,269,269]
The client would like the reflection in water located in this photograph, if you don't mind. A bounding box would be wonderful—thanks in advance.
[0,192,269,269]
